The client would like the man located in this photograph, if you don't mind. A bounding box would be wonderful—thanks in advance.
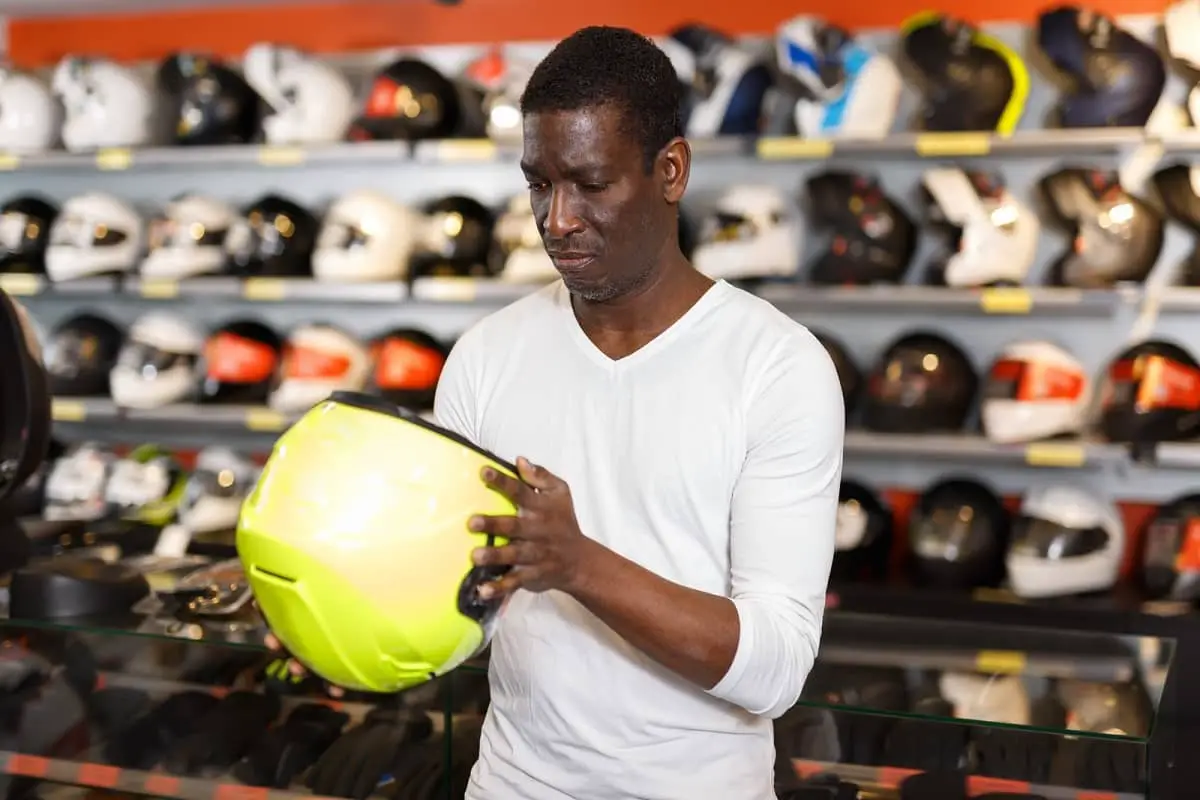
[273,24,842,799]
[438,25,844,800]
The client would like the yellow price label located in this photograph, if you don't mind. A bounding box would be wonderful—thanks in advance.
[915,132,992,157]
[975,650,1027,674]
[437,139,497,161]
[972,587,1023,604]
[0,273,41,295]
[139,279,179,299]
[243,278,287,301]
[1024,442,1086,468]
[420,277,477,303]
[257,146,306,166]
[0,153,20,171]
[95,148,133,170]
[245,408,288,432]
[756,137,833,160]
[979,287,1032,314]
[51,399,87,422]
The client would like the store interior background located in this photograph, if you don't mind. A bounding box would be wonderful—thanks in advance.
[1,0,1196,798]
[6,0,1180,582]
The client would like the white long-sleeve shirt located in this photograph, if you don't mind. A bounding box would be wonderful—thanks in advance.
[434,279,844,800]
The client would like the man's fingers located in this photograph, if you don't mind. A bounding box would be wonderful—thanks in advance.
[468,514,520,538]
[515,456,555,490]
[480,466,528,504]
[472,542,532,567]
[478,571,523,601]
[265,633,282,651]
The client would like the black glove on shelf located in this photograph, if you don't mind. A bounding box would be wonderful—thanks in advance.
[306,707,435,799]
[103,691,220,770]
[163,690,281,776]
[233,702,350,788]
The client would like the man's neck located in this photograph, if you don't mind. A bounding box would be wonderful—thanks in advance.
[571,256,714,360]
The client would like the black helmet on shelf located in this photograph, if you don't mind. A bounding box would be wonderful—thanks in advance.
[908,476,1011,591]
[900,13,1024,133]
[225,194,319,277]
[1098,339,1200,446]
[1040,167,1163,288]
[198,319,284,406]
[1140,493,1200,601]
[409,195,497,278]
[356,58,462,141]
[805,170,916,286]
[44,313,123,398]
[369,327,448,412]
[861,331,978,434]
[831,479,893,584]
[0,195,58,275]
[158,52,262,146]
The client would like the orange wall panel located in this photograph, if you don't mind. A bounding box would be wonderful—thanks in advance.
[7,0,1173,68]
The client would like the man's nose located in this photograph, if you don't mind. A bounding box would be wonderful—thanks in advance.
[544,188,584,239]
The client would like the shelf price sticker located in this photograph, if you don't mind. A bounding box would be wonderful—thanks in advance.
[0,273,41,296]
[51,399,87,422]
[257,145,306,167]
[979,287,1032,314]
[139,278,179,299]
[418,277,478,303]
[437,139,497,161]
[95,148,133,170]
[243,278,287,301]
[0,153,19,171]
[974,649,1027,675]
[914,132,992,157]
[756,137,833,160]
[6,754,48,778]
[245,408,289,432]
[1024,441,1086,468]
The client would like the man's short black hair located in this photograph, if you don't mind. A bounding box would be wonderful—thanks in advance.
[521,26,684,172]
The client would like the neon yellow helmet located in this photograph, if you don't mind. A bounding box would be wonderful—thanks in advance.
[236,392,515,693]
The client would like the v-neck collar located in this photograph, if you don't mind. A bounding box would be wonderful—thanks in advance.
[557,279,730,372]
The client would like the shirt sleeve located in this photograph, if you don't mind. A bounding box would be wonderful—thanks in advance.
[706,330,845,719]
[433,332,480,443]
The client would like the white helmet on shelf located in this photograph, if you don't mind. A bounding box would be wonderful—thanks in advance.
[1008,484,1124,599]
[0,67,59,153]
[110,312,204,409]
[51,56,154,152]
[46,192,145,282]
[269,325,370,414]
[692,185,802,280]
[493,194,556,284]
[922,167,1040,287]
[141,194,237,280]
[981,340,1090,444]
[242,43,355,146]
[313,190,418,283]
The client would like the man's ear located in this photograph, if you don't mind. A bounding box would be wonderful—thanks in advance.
[660,137,691,204]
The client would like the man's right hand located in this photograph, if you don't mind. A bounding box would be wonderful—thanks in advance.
[264,633,345,698]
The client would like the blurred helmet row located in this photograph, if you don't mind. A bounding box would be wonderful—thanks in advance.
[0,45,539,153]
[10,157,1198,288]
[0,191,565,284]
[0,5,1188,154]
[839,470,1200,608]
[678,162,1176,286]
[43,310,448,413]
[821,328,1200,449]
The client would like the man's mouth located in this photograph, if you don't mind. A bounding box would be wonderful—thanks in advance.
[547,252,596,271]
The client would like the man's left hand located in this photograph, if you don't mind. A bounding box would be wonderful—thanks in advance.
[468,456,592,600]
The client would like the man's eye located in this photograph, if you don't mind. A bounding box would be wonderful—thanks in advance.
[581,183,609,193]
[526,181,549,192]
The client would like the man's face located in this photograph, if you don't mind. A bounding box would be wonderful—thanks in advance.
[520,105,669,302]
